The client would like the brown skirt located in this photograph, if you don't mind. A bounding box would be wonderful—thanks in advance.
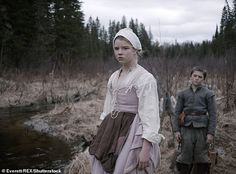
[89,112,136,173]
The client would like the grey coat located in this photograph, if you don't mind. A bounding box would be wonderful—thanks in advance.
[172,85,217,135]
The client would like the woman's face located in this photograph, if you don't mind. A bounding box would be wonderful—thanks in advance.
[113,38,137,66]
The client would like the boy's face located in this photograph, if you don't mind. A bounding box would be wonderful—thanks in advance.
[190,70,204,87]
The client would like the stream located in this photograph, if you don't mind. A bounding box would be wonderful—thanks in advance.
[0,105,71,172]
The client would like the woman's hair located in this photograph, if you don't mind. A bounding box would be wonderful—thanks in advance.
[190,66,207,79]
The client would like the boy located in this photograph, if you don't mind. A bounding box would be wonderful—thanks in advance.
[172,66,217,174]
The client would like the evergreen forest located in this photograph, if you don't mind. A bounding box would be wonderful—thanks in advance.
[0,0,235,76]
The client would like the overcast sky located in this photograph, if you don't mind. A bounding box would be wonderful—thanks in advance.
[82,0,227,44]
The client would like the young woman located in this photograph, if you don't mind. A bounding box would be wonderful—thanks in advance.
[89,28,162,174]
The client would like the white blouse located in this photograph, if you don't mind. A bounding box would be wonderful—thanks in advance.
[100,65,161,144]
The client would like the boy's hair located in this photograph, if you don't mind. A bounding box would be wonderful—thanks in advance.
[190,66,207,79]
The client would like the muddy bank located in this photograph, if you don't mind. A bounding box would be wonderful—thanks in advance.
[21,75,107,153]
[0,74,107,108]
[24,99,103,146]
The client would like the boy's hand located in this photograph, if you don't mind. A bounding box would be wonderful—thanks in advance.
[175,131,181,143]
[207,134,214,144]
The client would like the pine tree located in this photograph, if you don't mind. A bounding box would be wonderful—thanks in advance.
[138,23,152,55]
[108,20,117,45]
[30,0,54,72]
[0,0,11,74]
[0,0,36,72]
[232,0,236,46]
[52,0,84,64]
[220,6,228,34]
[120,16,127,28]
[129,18,138,35]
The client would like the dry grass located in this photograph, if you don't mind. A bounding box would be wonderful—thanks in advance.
[64,149,91,174]
[0,73,107,108]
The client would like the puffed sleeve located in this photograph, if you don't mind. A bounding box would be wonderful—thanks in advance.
[99,74,114,120]
[136,74,161,144]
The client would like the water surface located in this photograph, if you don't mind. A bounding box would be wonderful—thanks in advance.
[0,105,71,170]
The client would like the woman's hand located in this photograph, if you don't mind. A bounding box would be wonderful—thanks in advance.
[138,139,151,170]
